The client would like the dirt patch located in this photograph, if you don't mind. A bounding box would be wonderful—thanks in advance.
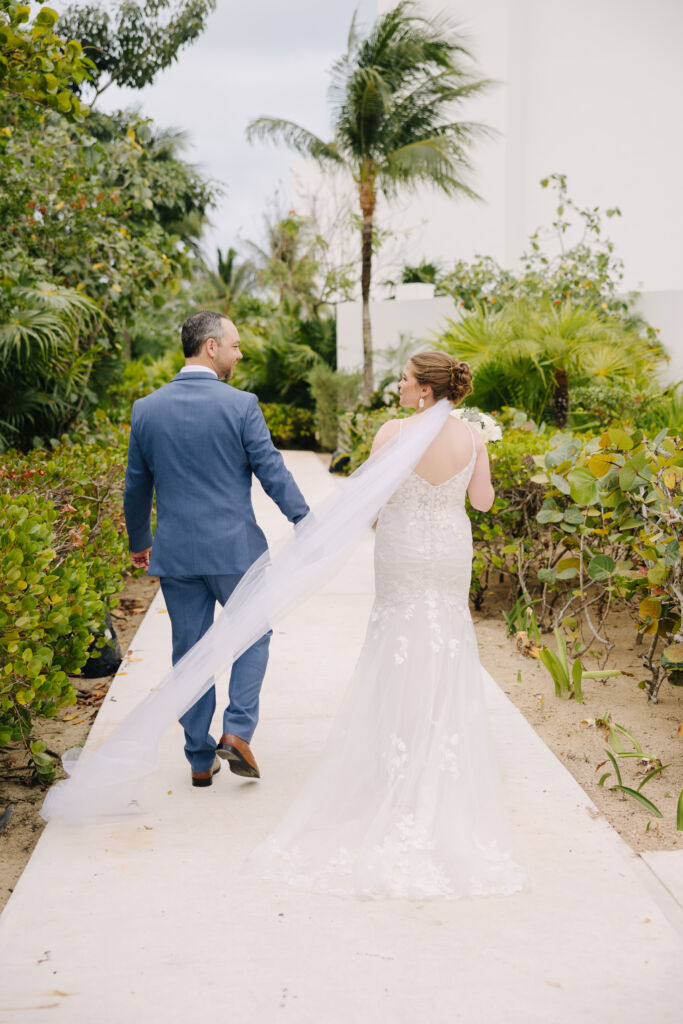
[0,573,159,913]
[474,591,683,853]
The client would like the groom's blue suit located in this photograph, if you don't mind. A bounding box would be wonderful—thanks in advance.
[124,369,309,771]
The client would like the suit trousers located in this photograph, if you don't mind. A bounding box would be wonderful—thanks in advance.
[159,574,271,772]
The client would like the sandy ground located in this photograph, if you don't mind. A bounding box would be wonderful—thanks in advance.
[474,589,683,854]
[2,563,682,915]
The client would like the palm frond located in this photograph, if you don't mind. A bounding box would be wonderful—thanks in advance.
[246,118,343,168]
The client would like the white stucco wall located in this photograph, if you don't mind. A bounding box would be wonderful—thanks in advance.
[376,0,683,293]
[337,293,458,377]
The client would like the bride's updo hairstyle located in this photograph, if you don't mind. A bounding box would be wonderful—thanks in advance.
[409,351,473,405]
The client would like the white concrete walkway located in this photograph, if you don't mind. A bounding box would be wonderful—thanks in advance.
[1,452,682,1024]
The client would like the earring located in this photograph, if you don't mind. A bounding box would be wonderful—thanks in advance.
[418,397,425,409]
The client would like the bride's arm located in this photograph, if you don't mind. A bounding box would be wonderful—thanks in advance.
[467,433,495,511]
[370,418,402,454]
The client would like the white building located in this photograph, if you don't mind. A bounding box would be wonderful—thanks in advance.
[336,0,683,381]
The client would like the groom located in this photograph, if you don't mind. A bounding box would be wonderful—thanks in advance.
[123,311,309,787]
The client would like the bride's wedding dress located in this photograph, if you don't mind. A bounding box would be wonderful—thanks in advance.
[250,423,527,900]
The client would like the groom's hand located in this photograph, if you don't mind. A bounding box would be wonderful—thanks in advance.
[131,547,152,569]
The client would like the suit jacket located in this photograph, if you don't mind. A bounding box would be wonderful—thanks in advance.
[123,371,309,577]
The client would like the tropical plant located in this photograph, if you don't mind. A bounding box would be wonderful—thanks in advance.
[538,627,620,703]
[0,101,215,440]
[259,403,316,449]
[209,246,258,313]
[596,720,667,819]
[520,173,634,318]
[247,0,490,400]
[0,419,130,778]
[0,280,103,450]
[247,210,353,318]
[530,425,683,700]
[439,297,665,428]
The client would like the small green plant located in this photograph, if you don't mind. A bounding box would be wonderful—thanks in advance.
[539,628,620,702]
[596,722,668,818]
[503,596,540,642]
[677,789,683,831]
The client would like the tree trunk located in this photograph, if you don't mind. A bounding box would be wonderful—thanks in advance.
[360,181,376,403]
[552,368,569,427]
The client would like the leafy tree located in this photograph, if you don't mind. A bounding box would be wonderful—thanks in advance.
[58,0,216,101]
[0,104,216,445]
[0,0,91,117]
[247,0,490,400]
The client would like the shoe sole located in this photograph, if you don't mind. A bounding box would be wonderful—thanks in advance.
[191,761,221,787]
[216,745,260,779]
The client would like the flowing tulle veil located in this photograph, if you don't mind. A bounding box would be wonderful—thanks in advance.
[41,399,451,824]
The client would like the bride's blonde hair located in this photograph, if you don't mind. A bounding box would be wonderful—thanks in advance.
[409,351,473,405]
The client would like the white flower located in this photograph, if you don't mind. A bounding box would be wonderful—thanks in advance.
[451,406,503,443]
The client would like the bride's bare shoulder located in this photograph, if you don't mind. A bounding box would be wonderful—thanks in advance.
[371,417,403,453]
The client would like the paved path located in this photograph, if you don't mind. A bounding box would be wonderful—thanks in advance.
[1,452,682,1024]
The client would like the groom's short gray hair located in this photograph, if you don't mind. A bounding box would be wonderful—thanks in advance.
[181,310,231,357]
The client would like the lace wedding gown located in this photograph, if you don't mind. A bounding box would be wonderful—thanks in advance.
[249,426,527,900]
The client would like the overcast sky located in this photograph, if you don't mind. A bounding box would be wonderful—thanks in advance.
[55,1,377,264]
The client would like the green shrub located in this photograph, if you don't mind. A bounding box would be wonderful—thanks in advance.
[529,425,683,700]
[307,363,362,450]
[336,405,410,473]
[0,421,130,776]
[259,403,316,448]
[468,423,555,605]
[104,351,185,422]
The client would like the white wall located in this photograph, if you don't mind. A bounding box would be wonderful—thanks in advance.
[633,292,683,384]
[376,0,683,291]
[337,294,458,377]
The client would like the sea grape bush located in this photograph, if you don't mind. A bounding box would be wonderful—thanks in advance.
[0,420,130,776]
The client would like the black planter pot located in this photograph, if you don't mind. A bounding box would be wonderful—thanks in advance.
[81,613,122,678]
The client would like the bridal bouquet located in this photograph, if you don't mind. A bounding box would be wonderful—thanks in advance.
[450,407,503,443]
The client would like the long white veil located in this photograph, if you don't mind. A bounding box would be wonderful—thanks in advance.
[41,399,451,824]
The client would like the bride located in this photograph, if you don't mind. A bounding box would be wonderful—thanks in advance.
[249,351,527,900]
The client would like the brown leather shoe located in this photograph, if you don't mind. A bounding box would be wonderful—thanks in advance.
[191,756,221,788]
[216,733,260,779]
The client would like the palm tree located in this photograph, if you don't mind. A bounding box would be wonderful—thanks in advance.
[247,1,490,401]
[209,247,258,313]
[439,298,663,427]
[0,282,103,449]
